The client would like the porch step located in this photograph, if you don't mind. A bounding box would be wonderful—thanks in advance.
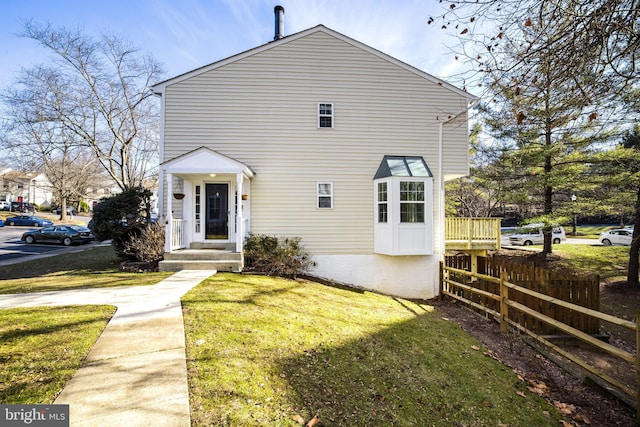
[164,249,242,261]
[159,249,242,273]
[190,242,236,250]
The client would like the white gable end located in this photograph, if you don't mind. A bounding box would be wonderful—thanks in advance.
[162,147,254,176]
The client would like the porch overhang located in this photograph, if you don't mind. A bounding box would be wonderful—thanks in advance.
[161,146,255,178]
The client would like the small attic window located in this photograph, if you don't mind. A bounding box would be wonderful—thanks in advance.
[374,156,433,179]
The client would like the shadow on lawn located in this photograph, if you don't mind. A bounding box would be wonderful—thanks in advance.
[274,312,558,427]
[0,306,114,342]
[183,274,561,426]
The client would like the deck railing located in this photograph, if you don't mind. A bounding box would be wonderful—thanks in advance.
[445,217,502,251]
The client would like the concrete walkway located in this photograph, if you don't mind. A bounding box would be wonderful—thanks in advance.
[0,270,216,427]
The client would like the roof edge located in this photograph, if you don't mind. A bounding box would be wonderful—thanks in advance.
[152,25,476,101]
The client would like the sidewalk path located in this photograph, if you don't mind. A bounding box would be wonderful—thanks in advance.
[0,270,216,427]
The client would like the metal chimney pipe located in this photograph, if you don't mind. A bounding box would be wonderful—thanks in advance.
[274,6,285,40]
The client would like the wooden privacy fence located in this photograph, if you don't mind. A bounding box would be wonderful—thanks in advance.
[445,254,600,335]
[441,254,639,414]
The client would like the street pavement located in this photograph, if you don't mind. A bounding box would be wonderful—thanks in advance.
[0,213,97,266]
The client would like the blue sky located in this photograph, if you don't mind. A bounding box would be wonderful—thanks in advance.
[0,0,467,90]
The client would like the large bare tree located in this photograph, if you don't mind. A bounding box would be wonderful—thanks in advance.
[14,22,164,191]
[430,0,638,92]
[2,63,105,220]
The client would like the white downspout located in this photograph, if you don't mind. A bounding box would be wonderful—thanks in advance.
[438,122,445,261]
[436,100,478,296]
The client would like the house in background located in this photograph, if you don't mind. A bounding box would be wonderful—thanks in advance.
[0,169,53,208]
[152,8,476,299]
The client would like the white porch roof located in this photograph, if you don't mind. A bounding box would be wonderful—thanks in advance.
[161,146,255,177]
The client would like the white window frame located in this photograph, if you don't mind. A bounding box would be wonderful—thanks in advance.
[399,181,425,223]
[318,102,334,128]
[317,182,333,209]
[377,181,388,223]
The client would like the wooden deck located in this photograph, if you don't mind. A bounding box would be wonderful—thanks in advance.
[445,218,502,252]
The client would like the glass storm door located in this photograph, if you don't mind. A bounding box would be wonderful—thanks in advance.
[205,183,229,239]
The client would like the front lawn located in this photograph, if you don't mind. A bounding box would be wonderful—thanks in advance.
[182,273,563,426]
[0,305,115,403]
[0,245,172,294]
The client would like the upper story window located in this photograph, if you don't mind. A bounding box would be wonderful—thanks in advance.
[317,182,333,209]
[318,103,334,128]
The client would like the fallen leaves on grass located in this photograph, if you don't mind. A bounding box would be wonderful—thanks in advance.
[527,379,549,396]
[554,401,576,415]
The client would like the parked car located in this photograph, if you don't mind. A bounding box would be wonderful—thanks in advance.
[500,227,517,245]
[508,224,567,246]
[599,228,634,246]
[21,225,95,246]
[0,218,4,227]
[55,206,78,215]
[10,202,35,213]
[5,215,54,227]
[0,201,10,211]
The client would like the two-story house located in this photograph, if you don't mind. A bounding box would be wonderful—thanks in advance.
[0,170,53,208]
[152,10,476,299]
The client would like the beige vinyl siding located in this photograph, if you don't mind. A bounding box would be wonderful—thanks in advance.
[162,30,470,254]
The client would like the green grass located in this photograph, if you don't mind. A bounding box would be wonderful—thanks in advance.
[570,224,624,239]
[0,245,172,294]
[182,273,563,426]
[516,243,630,281]
[551,244,630,280]
[0,244,170,404]
[0,305,115,403]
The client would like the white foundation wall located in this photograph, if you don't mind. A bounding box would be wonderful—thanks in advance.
[310,254,441,300]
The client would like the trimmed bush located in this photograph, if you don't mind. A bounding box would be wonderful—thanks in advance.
[243,234,315,278]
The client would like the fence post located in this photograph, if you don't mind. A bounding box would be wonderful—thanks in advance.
[500,271,508,334]
[439,262,444,299]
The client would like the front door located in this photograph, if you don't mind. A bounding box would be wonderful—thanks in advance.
[205,183,229,239]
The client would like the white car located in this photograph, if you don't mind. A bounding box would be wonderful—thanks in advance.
[599,228,634,246]
[508,224,566,246]
[500,227,517,245]
[0,201,9,211]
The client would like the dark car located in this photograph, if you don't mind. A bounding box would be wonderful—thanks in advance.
[5,215,54,227]
[56,206,78,216]
[21,225,95,246]
[11,202,35,213]
[0,219,4,227]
